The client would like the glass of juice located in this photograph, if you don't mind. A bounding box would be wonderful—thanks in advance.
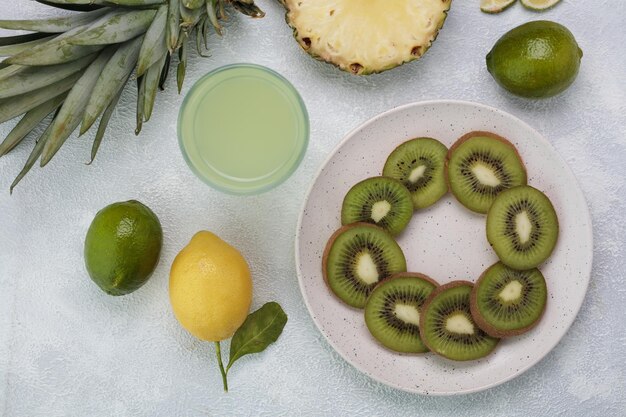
[177,63,309,195]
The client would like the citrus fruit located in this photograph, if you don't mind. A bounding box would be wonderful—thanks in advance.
[84,200,163,296]
[520,0,562,11]
[169,231,253,342]
[480,0,517,14]
[486,20,583,98]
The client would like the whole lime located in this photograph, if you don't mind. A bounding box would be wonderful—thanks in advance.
[84,200,163,296]
[486,20,583,98]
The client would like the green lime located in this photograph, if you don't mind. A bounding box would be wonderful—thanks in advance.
[486,21,583,98]
[84,200,163,296]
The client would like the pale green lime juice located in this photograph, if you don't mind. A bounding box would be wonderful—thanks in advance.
[178,64,309,194]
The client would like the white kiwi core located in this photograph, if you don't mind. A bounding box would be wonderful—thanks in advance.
[408,165,427,183]
[471,163,501,187]
[445,313,475,335]
[371,200,392,223]
[515,210,533,244]
[355,252,379,285]
[394,303,420,325]
[498,280,523,303]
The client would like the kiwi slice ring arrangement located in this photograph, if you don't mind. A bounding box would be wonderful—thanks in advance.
[323,132,559,362]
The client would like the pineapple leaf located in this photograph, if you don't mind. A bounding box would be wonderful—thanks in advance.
[230,1,265,18]
[0,8,109,33]
[81,37,144,135]
[0,32,51,47]
[0,54,96,100]
[41,47,117,166]
[0,73,80,124]
[0,65,28,82]
[104,0,166,6]
[0,35,57,57]
[136,75,146,135]
[143,54,167,121]
[40,0,108,5]
[166,0,181,51]
[89,84,124,164]
[5,26,104,66]
[136,4,168,77]
[180,2,203,28]
[206,0,222,35]
[158,52,171,90]
[177,39,187,94]
[68,9,157,46]
[182,0,204,10]
[0,94,66,158]
[10,122,54,194]
[35,0,105,12]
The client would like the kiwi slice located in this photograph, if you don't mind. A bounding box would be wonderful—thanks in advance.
[382,138,449,209]
[341,176,413,236]
[364,273,439,353]
[470,262,547,337]
[446,131,527,213]
[420,281,499,361]
[487,185,559,270]
[323,223,407,308]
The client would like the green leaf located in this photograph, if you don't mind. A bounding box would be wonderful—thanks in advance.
[226,302,288,373]
[0,94,66,157]
[0,8,109,33]
[35,0,105,12]
[0,32,51,47]
[230,1,265,18]
[143,53,167,121]
[89,86,123,164]
[182,0,204,9]
[0,54,96,99]
[6,26,104,66]
[68,9,157,46]
[10,120,54,194]
[41,47,116,166]
[176,40,187,94]
[81,36,143,134]
[0,72,80,124]
[166,0,180,51]
[136,4,168,76]
[206,0,222,36]
[0,35,57,57]
[135,75,146,135]
[158,52,171,90]
[105,0,166,5]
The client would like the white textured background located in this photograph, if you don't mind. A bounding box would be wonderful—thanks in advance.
[1,1,625,416]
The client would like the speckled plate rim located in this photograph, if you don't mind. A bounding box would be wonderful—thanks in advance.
[294,99,593,395]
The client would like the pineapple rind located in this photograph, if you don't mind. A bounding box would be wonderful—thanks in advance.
[283,0,452,75]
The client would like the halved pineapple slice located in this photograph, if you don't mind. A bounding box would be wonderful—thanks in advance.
[282,0,452,75]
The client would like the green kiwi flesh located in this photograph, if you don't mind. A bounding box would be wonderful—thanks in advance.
[382,138,449,209]
[364,273,439,353]
[470,262,547,337]
[323,223,407,308]
[420,281,499,361]
[487,185,559,270]
[341,176,413,236]
[447,131,527,213]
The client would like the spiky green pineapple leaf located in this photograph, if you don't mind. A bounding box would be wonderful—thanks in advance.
[0,8,108,33]
[80,36,144,135]
[41,47,117,166]
[136,4,168,76]
[68,9,157,45]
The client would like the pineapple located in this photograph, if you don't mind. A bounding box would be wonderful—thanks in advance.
[281,0,453,75]
[0,0,264,192]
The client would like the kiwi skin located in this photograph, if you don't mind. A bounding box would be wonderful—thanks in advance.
[419,280,500,361]
[445,131,527,213]
[322,222,401,307]
[469,263,547,338]
[365,272,440,353]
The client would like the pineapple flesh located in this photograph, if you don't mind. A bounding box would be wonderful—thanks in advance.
[283,0,452,75]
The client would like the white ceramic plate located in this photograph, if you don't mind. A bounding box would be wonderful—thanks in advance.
[295,100,593,395]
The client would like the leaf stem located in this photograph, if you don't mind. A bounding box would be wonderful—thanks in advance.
[214,341,228,392]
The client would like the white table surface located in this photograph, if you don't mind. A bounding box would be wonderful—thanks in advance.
[1,1,625,416]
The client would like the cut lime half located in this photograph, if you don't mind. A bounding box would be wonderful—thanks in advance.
[520,0,562,11]
[481,0,517,14]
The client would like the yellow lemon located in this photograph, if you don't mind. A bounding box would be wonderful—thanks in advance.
[169,231,253,341]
